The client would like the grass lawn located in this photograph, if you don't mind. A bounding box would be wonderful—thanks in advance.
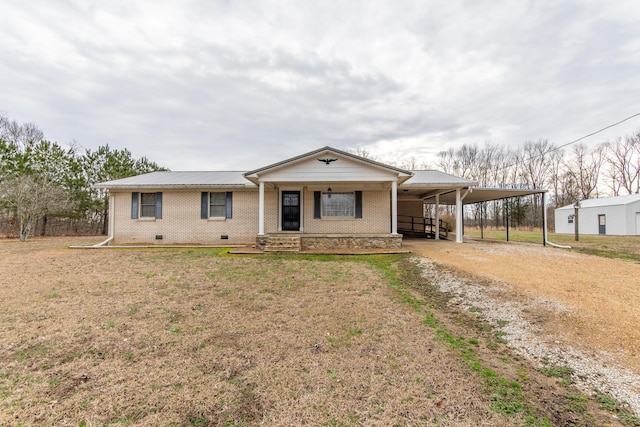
[1,237,636,426]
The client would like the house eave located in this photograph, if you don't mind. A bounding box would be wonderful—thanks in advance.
[93,184,256,190]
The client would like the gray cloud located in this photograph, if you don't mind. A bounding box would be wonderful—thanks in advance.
[1,0,639,170]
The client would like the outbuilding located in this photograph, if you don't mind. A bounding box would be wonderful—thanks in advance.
[554,194,640,236]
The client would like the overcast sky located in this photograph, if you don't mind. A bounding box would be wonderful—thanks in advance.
[2,0,640,171]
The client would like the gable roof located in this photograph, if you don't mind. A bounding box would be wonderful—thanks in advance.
[243,146,413,182]
[94,147,478,191]
[556,193,640,210]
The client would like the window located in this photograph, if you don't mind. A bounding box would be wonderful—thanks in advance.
[201,192,232,219]
[140,193,157,217]
[322,192,355,217]
[314,191,362,219]
[568,214,574,224]
[209,192,227,217]
[131,192,162,219]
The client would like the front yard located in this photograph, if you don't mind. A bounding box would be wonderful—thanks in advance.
[0,237,637,426]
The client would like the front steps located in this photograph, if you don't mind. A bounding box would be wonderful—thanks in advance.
[262,235,302,253]
[255,233,403,253]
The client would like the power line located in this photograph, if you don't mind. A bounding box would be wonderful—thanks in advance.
[553,111,640,151]
[503,111,640,170]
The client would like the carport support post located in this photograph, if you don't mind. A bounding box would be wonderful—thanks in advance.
[542,192,547,246]
[574,203,580,241]
[455,188,463,243]
[504,198,510,242]
[480,202,484,240]
[435,193,440,240]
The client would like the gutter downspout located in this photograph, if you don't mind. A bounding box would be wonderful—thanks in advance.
[542,191,572,249]
[94,193,115,247]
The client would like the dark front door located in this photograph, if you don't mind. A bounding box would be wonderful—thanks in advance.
[282,191,301,231]
[598,214,606,235]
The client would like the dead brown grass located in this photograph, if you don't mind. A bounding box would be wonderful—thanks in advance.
[404,238,640,375]
[1,237,516,426]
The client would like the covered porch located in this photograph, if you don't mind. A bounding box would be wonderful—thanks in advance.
[243,147,413,252]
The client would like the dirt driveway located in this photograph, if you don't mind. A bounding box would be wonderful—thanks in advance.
[404,238,640,411]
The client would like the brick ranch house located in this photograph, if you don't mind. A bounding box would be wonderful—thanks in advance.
[95,146,505,251]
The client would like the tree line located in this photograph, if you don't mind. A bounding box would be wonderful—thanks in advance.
[2,113,638,239]
[432,134,640,228]
[355,130,640,229]
[0,115,166,241]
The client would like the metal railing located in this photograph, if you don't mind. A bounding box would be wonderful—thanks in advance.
[397,215,449,239]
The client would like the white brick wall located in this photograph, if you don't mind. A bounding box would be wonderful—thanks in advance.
[112,190,260,245]
[302,189,391,234]
[111,188,393,244]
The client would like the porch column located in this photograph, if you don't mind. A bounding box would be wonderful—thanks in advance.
[435,193,440,240]
[455,188,463,243]
[391,180,398,234]
[542,192,548,246]
[258,181,265,235]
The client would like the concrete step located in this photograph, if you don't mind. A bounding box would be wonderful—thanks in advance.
[263,236,301,253]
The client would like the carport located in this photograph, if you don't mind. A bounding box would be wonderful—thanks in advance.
[398,181,548,245]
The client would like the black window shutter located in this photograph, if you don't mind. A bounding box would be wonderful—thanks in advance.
[314,191,321,219]
[201,192,208,219]
[355,191,363,218]
[131,192,139,219]
[155,192,163,219]
[226,192,233,219]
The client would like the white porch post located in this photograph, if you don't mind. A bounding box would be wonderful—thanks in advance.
[455,188,463,243]
[435,193,440,240]
[542,192,548,246]
[391,180,398,234]
[258,181,265,235]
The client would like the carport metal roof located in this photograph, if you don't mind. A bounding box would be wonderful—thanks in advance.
[423,187,547,205]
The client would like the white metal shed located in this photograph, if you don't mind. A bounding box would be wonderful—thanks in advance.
[554,194,640,235]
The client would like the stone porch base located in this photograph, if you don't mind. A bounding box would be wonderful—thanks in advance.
[256,234,403,252]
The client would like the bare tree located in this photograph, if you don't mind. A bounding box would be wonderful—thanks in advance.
[436,148,456,174]
[604,131,640,195]
[520,139,554,190]
[0,115,44,149]
[0,175,67,241]
[566,143,605,200]
[346,147,375,160]
[519,139,556,225]
[457,144,479,180]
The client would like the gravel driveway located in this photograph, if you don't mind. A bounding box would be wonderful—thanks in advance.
[404,238,640,416]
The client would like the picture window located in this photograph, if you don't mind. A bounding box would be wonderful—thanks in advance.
[321,192,354,217]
